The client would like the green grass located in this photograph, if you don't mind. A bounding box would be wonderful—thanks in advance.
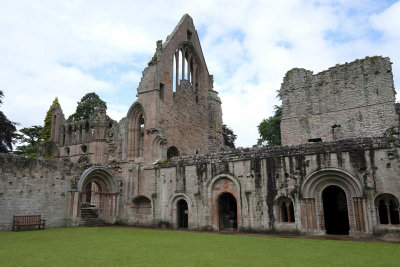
[0,227,399,266]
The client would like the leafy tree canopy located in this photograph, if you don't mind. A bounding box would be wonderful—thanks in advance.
[0,90,18,153]
[14,125,43,157]
[41,97,60,141]
[67,92,107,122]
[222,124,237,148]
[257,105,282,147]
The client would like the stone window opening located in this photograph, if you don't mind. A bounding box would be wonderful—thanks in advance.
[64,147,70,156]
[79,126,83,142]
[308,138,322,143]
[127,104,145,160]
[167,146,180,159]
[84,122,89,142]
[173,46,200,95]
[278,197,295,223]
[376,194,400,225]
[73,130,77,144]
[81,144,87,154]
[332,124,342,140]
[68,125,72,145]
[187,29,192,40]
[173,54,177,93]
[159,83,164,101]
[139,115,144,157]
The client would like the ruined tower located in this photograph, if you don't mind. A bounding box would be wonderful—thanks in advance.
[46,14,223,166]
[127,14,223,165]
[280,56,398,146]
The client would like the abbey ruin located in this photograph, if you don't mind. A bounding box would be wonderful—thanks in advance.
[1,15,399,240]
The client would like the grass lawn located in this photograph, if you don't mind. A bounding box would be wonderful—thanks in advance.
[0,227,399,266]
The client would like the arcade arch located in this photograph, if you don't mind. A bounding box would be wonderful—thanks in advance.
[127,103,145,160]
[375,194,400,225]
[74,166,119,223]
[300,168,365,234]
[208,174,241,231]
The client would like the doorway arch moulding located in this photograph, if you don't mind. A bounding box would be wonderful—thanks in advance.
[68,166,120,225]
[300,168,368,235]
[207,173,242,231]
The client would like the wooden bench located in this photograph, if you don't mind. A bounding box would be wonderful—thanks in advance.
[12,215,46,232]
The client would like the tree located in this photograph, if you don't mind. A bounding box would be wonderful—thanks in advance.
[67,92,107,122]
[41,97,60,141]
[257,105,282,147]
[222,124,237,148]
[0,90,18,153]
[14,125,43,157]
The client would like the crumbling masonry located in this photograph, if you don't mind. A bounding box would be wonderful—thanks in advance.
[1,15,400,240]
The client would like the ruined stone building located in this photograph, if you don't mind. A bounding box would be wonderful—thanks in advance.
[1,14,400,240]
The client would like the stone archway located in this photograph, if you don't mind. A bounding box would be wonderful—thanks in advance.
[218,192,237,230]
[208,174,241,231]
[131,195,152,225]
[300,168,365,234]
[322,185,350,235]
[71,166,119,225]
[168,194,195,229]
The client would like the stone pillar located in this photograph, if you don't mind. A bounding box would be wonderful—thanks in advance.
[175,51,179,88]
[301,198,316,231]
[182,49,185,80]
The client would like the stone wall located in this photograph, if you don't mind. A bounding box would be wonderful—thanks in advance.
[145,137,400,238]
[280,56,398,146]
[0,154,83,230]
[2,137,400,239]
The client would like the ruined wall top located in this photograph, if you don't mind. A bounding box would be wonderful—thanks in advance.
[280,56,398,146]
[157,135,400,168]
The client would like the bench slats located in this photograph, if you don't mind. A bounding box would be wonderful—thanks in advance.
[12,215,45,232]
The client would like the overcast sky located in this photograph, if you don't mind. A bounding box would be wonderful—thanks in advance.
[1,0,400,147]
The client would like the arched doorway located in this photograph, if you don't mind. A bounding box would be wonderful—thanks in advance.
[177,199,188,228]
[322,185,350,235]
[75,167,119,225]
[218,193,237,230]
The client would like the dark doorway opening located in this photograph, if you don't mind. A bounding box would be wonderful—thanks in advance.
[177,199,188,228]
[378,199,389,224]
[322,185,350,235]
[219,193,237,230]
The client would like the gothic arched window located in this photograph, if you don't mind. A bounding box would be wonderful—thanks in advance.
[127,104,145,160]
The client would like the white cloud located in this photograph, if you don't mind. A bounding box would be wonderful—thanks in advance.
[1,0,399,148]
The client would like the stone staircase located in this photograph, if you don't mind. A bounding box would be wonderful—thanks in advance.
[80,204,108,227]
